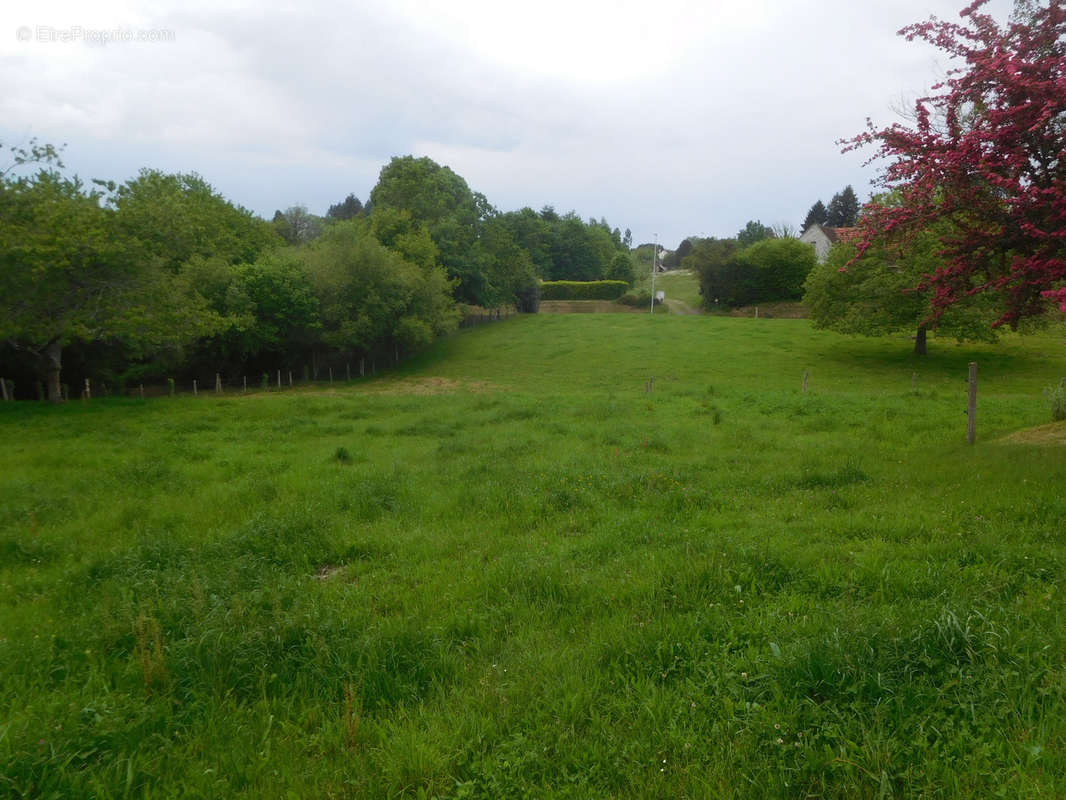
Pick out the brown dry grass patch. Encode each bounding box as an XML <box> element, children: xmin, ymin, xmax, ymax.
<box><xmin>236</xmin><ymin>376</ymin><xmax>497</xmax><ymax>400</ymax></box>
<box><xmin>538</xmin><ymin>300</ymin><xmax>644</xmax><ymax>313</ymax></box>
<box><xmin>1001</xmin><ymin>421</ymin><xmax>1066</xmax><ymax>446</ymax></box>
<box><xmin>360</xmin><ymin>376</ymin><xmax>497</xmax><ymax>395</ymax></box>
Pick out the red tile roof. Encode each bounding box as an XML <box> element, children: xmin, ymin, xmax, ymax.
<box><xmin>825</xmin><ymin>226</ymin><xmax>861</xmax><ymax>245</ymax></box>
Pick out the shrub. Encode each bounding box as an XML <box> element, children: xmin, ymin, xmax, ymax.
<box><xmin>539</xmin><ymin>280</ymin><xmax>628</xmax><ymax>301</ymax></box>
<box><xmin>691</xmin><ymin>237</ymin><xmax>816</xmax><ymax>309</ymax></box>
<box><xmin>618</xmin><ymin>291</ymin><xmax>661</xmax><ymax>308</ymax></box>
<box><xmin>1046</xmin><ymin>379</ymin><xmax>1066</xmax><ymax>421</ymax></box>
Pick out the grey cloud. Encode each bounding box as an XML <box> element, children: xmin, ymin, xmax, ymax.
<box><xmin>1</xmin><ymin>0</ymin><xmax>1016</xmax><ymax>245</ymax></box>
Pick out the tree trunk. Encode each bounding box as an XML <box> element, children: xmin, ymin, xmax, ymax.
<box><xmin>45</xmin><ymin>340</ymin><xmax>63</xmax><ymax>402</ymax></box>
<box><xmin>913</xmin><ymin>324</ymin><xmax>927</xmax><ymax>356</ymax></box>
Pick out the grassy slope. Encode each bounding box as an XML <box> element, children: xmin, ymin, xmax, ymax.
<box><xmin>635</xmin><ymin>270</ymin><xmax>704</xmax><ymax>311</ymax></box>
<box><xmin>3</xmin><ymin>315</ymin><xmax>1066</xmax><ymax>798</ymax></box>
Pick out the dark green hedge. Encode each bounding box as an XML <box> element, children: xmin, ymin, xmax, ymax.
<box><xmin>539</xmin><ymin>280</ymin><xmax>629</xmax><ymax>300</ymax></box>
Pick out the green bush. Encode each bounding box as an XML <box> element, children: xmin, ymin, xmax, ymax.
<box><xmin>539</xmin><ymin>280</ymin><xmax>628</xmax><ymax>301</ymax></box>
<box><xmin>617</xmin><ymin>291</ymin><xmax>661</xmax><ymax>308</ymax></box>
<box><xmin>692</xmin><ymin>237</ymin><xmax>816</xmax><ymax>309</ymax></box>
<box><xmin>1046</xmin><ymin>380</ymin><xmax>1066</xmax><ymax>421</ymax></box>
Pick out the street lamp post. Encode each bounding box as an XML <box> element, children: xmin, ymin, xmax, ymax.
<box><xmin>650</xmin><ymin>233</ymin><xmax>657</xmax><ymax>314</ymax></box>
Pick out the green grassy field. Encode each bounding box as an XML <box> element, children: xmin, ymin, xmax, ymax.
<box><xmin>3</xmin><ymin>315</ymin><xmax>1066</xmax><ymax>798</ymax></box>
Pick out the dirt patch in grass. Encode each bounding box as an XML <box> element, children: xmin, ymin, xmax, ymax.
<box><xmin>707</xmin><ymin>301</ymin><xmax>808</xmax><ymax>318</ymax></box>
<box><xmin>539</xmin><ymin>301</ymin><xmax>644</xmax><ymax>313</ymax></box>
<box><xmin>664</xmin><ymin>298</ymin><xmax>701</xmax><ymax>315</ymax></box>
<box><xmin>315</xmin><ymin>564</ymin><xmax>346</xmax><ymax>581</ymax></box>
<box><xmin>237</xmin><ymin>376</ymin><xmax>497</xmax><ymax>400</ymax></box>
<box><xmin>1001</xmin><ymin>421</ymin><xmax>1066</xmax><ymax>446</ymax></box>
<box><xmin>362</xmin><ymin>376</ymin><xmax>498</xmax><ymax>395</ymax></box>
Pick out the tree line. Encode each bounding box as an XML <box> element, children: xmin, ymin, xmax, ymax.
<box><xmin>0</xmin><ymin>149</ymin><xmax>633</xmax><ymax>400</ymax></box>
<box><xmin>801</xmin><ymin>186</ymin><xmax>860</xmax><ymax>231</ymax></box>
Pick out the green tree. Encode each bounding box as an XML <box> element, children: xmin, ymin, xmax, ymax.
<box><xmin>675</xmin><ymin>238</ymin><xmax>694</xmax><ymax>265</ymax></box>
<box><xmin>0</xmin><ymin>167</ymin><xmax>219</xmax><ymax>401</ymax></box>
<box><xmin>326</xmin><ymin>193</ymin><xmax>364</xmax><ymax>221</ymax></box>
<box><xmin>368</xmin><ymin>156</ymin><xmax>488</xmax><ymax>303</ymax></box>
<box><xmin>804</xmin><ymin>229</ymin><xmax>999</xmax><ymax>355</ymax></box>
<box><xmin>184</xmin><ymin>251</ymin><xmax>321</xmax><ymax>370</ymax></box>
<box><xmin>301</xmin><ymin>220</ymin><xmax>457</xmax><ymax>360</ymax></box>
<box><xmin>498</xmin><ymin>207</ymin><xmax>554</xmax><ymax>277</ymax></box>
<box><xmin>111</xmin><ymin>169</ymin><xmax>280</xmax><ymax>271</ymax></box>
<box><xmin>663</xmin><ymin>238</ymin><xmax>695</xmax><ymax>269</ymax></box>
<box><xmin>736</xmin><ymin>220</ymin><xmax>774</xmax><ymax>248</ymax></box>
<box><xmin>471</xmin><ymin>217</ymin><xmax>538</xmax><ymax>308</ymax></box>
<box><xmin>607</xmin><ymin>251</ymin><xmax>636</xmax><ymax>284</ymax></box>
<box><xmin>369</xmin><ymin>207</ymin><xmax>441</xmax><ymax>272</ymax></box>
<box><xmin>549</xmin><ymin>214</ymin><xmax>604</xmax><ymax>281</ymax></box>
<box><xmin>272</xmin><ymin>205</ymin><xmax>323</xmax><ymax>245</ymax></box>
<box><xmin>825</xmin><ymin>186</ymin><xmax>860</xmax><ymax>227</ymax></box>
<box><xmin>801</xmin><ymin>200</ymin><xmax>828</xmax><ymax>231</ymax></box>
<box><xmin>632</xmin><ymin>243</ymin><xmax>657</xmax><ymax>278</ymax></box>
<box><xmin>685</xmin><ymin>238</ymin><xmax>741</xmax><ymax>308</ymax></box>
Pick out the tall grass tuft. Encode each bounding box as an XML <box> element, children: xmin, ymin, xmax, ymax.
<box><xmin>1046</xmin><ymin>378</ymin><xmax>1066</xmax><ymax>421</ymax></box>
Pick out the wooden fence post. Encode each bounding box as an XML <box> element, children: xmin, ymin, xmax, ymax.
<box><xmin>329</xmin><ymin>367</ymin><xmax>333</xmax><ymax>385</ymax></box>
<box><xmin>193</xmin><ymin>379</ymin><xmax>198</xmax><ymax>397</ymax></box>
<box><xmin>215</xmin><ymin>373</ymin><xmax>222</xmax><ymax>393</ymax></box>
<box><xmin>243</xmin><ymin>375</ymin><xmax>247</xmax><ymax>393</ymax></box>
<box><xmin>139</xmin><ymin>384</ymin><xmax>145</xmax><ymax>400</ymax></box>
<box><xmin>360</xmin><ymin>358</ymin><xmax>365</xmax><ymax>378</ymax></box>
<box><xmin>277</xmin><ymin>369</ymin><xmax>282</xmax><ymax>389</ymax></box>
<box><xmin>84</xmin><ymin>378</ymin><xmax>91</xmax><ymax>401</ymax></box>
<box><xmin>802</xmin><ymin>370</ymin><xmax>809</xmax><ymax>393</ymax></box>
<box><xmin>289</xmin><ymin>371</ymin><xmax>293</xmax><ymax>387</ymax></box>
<box><xmin>967</xmin><ymin>362</ymin><xmax>978</xmax><ymax>445</ymax></box>
<box><xmin>346</xmin><ymin>362</ymin><xmax>351</xmax><ymax>381</ymax></box>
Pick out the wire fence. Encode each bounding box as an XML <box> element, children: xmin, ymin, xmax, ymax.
<box><xmin>1</xmin><ymin>307</ymin><xmax>519</xmax><ymax>403</ymax></box>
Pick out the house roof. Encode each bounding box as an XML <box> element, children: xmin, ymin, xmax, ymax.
<box><xmin>824</xmin><ymin>226</ymin><xmax>861</xmax><ymax>245</ymax></box>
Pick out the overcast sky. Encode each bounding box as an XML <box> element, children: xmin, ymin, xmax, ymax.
<box><xmin>1</xmin><ymin>0</ymin><xmax>1014</xmax><ymax>247</ymax></box>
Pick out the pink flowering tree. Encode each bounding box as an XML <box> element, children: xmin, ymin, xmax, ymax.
<box><xmin>844</xmin><ymin>0</ymin><xmax>1066</xmax><ymax>327</ymax></box>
